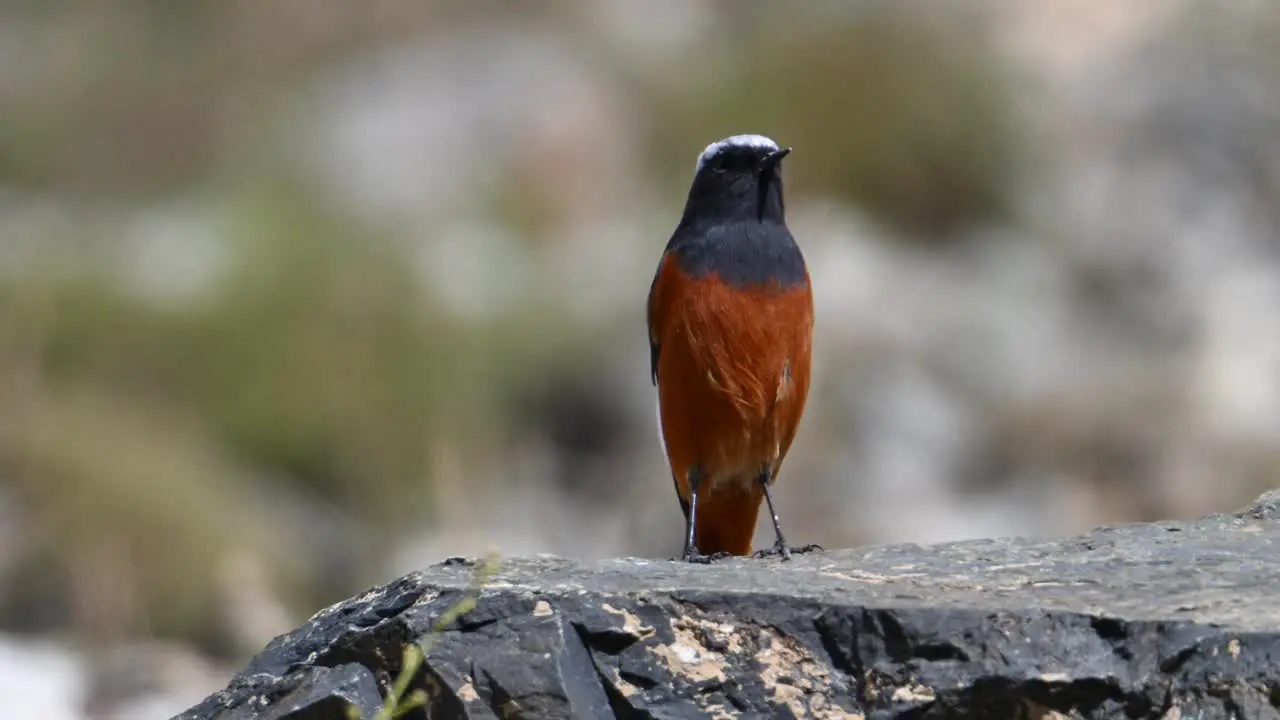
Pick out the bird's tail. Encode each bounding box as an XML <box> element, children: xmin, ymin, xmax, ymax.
<box><xmin>694</xmin><ymin>479</ymin><xmax>764</xmax><ymax>556</ymax></box>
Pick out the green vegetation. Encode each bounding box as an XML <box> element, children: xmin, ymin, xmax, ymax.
<box><xmin>644</xmin><ymin>4</ymin><xmax>1020</xmax><ymax>240</ymax></box>
<box><xmin>0</xmin><ymin>170</ymin><xmax>541</xmax><ymax>655</ymax></box>
<box><xmin>357</xmin><ymin>550</ymin><xmax>501</xmax><ymax>720</ymax></box>
<box><xmin>0</xmin><ymin>1</ymin><xmax>1025</xmax><ymax>664</ymax></box>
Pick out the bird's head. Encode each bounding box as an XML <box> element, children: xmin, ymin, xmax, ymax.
<box><xmin>682</xmin><ymin>134</ymin><xmax>792</xmax><ymax>225</ymax></box>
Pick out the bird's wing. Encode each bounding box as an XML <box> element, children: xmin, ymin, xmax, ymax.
<box><xmin>646</xmin><ymin>253</ymin><xmax>666</xmax><ymax>386</ymax></box>
<box><xmin>647</xmin><ymin>253</ymin><xmax>690</xmax><ymax>520</ymax></box>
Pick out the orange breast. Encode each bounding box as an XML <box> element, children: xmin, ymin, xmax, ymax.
<box><xmin>648</xmin><ymin>255</ymin><xmax>813</xmax><ymax>554</ymax></box>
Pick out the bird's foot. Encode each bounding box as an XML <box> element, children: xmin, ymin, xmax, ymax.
<box><xmin>752</xmin><ymin>541</ymin><xmax>823</xmax><ymax>561</ymax></box>
<box><xmin>752</xmin><ymin>540</ymin><xmax>793</xmax><ymax>561</ymax></box>
<box><xmin>677</xmin><ymin>549</ymin><xmax>732</xmax><ymax>564</ymax></box>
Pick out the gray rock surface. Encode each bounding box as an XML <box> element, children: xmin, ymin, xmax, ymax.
<box><xmin>176</xmin><ymin>492</ymin><xmax>1280</xmax><ymax>719</ymax></box>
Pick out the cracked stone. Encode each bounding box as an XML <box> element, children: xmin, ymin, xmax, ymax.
<box><xmin>177</xmin><ymin>491</ymin><xmax>1280</xmax><ymax>719</ymax></box>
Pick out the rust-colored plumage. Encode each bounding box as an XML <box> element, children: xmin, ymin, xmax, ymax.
<box><xmin>649</xmin><ymin>261</ymin><xmax>813</xmax><ymax>556</ymax></box>
<box><xmin>647</xmin><ymin>134</ymin><xmax>815</xmax><ymax>562</ymax></box>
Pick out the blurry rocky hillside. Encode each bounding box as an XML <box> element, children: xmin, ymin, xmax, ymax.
<box><xmin>3</xmin><ymin>1</ymin><xmax>1280</xmax><ymax>717</ymax></box>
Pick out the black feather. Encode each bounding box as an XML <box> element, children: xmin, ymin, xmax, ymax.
<box><xmin>646</xmin><ymin>259</ymin><xmax>662</xmax><ymax>385</ymax></box>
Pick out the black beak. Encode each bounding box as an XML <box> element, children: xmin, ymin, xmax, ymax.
<box><xmin>760</xmin><ymin>147</ymin><xmax>792</xmax><ymax>174</ymax></box>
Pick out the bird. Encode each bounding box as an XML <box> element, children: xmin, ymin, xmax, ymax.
<box><xmin>646</xmin><ymin>133</ymin><xmax>816</xmax><ymax>563</ymax></box>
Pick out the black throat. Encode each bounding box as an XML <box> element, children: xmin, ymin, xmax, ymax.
<box><xmin>665</xmin><ymin>161</ymin><xmax>806</xmax><ymax>290</ymax></box>
<box><xmin>666</xmin><ymin>220</ymin><xmax>807</xmax><ymax>290</ymax></box>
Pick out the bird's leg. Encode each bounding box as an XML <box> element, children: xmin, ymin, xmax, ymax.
<box><xmin>679</xmin><ymin>466</ymin><xmax>728</xmax><ymax>564</ymax></box>
<box><xmin>753</xmin><ymin>470</ymin><xmax>822</xmax><ymax>561</ymax></box>
<box><xmin>681</xmin><ymin>469</ymin><xmax>700</xmax><ymax>559</ymax></box>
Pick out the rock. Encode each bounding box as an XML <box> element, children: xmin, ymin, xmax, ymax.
<box><xmin>176</xmin><ymin>492</ymin><xmax>1280</xmax><ymax>720</ymax></box>
<box><xmin>1234</xmin><ymin>489</ymin><xmax>1280</xmax><ymax>521</ymax></box>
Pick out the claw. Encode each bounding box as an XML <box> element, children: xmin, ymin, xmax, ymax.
<box><xmin>752</xmin><ymin>541</ymin><xmax>823</xmax><ymax>561</ymax></box>
<box><xmin>680</xmin><ymin>549</ymin><xmax>732</xmax><ymax>564</ymax></box>
<box><xmin>752</xmin><ymin>540</ymin><xmax>793</xmax><ymax>561</ymax></box>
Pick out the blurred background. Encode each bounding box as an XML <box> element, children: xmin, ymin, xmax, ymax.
<box><xmin>3</xmin><ymin>0</ymin><xmax>1280</xmax><ymax>717</ymax></box>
